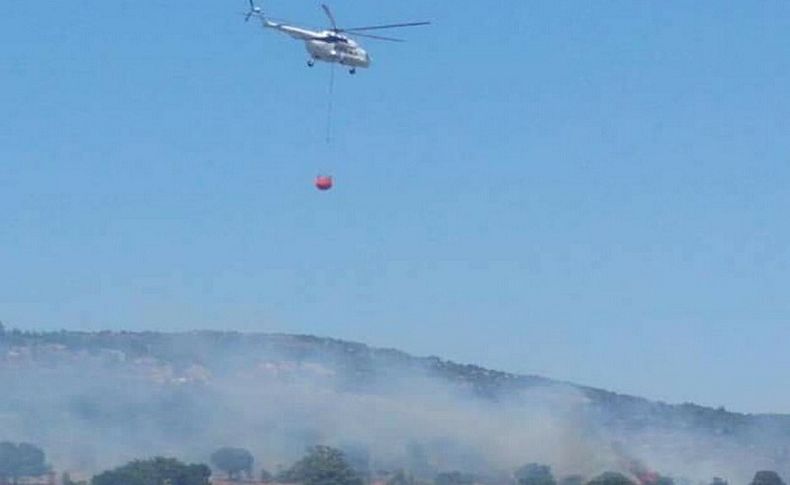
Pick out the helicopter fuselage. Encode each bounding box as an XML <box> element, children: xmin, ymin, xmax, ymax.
<box><xmin>264</xmin><ymin>21</ymin><xmax>371</xmax><ymax>69</ymax></box>
<box><xmin>306</xmin><ymin>33</ymin><xmax>371</xmax><ymax>68</ymax></box>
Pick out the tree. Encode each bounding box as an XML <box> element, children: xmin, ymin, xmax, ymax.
<box><xmin>559</xmin><ymin>476</ymin><xmax>585</xmax><ymax>485</ymax></box>
<box><xmin>586</xmin><ymin>472</ymin><xmax>636</xmax><ymax>485</ymax></box>
<box><xmin>210</xmin><ymin>447</ymin><xmax>254</xmax><ymax>480</ymax></box>
<box><xmin>278</xmin><ymin>446</ymin><xmax>363</xmax><ymax>485</ymax></box>
<box><xmin>340</xmin><ymin>443</ymin><xmax>371</xmax><ymax>479</ymax></box>
<box><xmin>388</xmin><ymin>470</ymin><xmax>416</xmax><ymax>485</ymax></box>
<box><xmin>654</xmin><ymin>476</ymin><xmax>674</xmax><ymax>485</ymax></box>
<box><xmin>62</xmin><ymin>472</ymin><xmax>87</xmax><ymax>485</ymax></box>
<box><xmin>515</xmin><ymin>464</ymin><xmax>556</xmax><ymax>485</ymax></box>
<box><xmin>91</xmin><ymin>457</ymin><xmax>211</xmax><ymax>485</ymax></box>
<box><xmin>709</xmin><ymin>478</ymin><xmax>728</xmax><ymax>485</ymax></box>
<box><xmin>750</xmin><ymin>472</ymin><xmax>786</xmax><ymax>485</ymax></box>
<box><xmin>0</xmin><ymin>442</ymin><xmax>48</xmax><ymax>484</ymax></box>
<box><xmin>260</xmin><ymin>468</ymin><xmax>273</xmax><ymax>483</ymax></box>
<box><xmin>434</xmin><ymin>471</ymin><xmax>475</xmax><ymax>485</ymax></box>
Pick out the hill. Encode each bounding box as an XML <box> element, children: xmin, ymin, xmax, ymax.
<box><xmin>0</xmin><ymin>328</ymin><xmax>788</xmax><ymax>482</ymax></box>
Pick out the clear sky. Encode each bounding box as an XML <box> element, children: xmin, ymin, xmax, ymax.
<box><xmin>2</xmin><ymin>1</ymin><xmax>789</xmax><ymax>413</ymax></box>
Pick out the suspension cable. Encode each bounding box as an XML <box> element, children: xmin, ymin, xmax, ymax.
<box><xmin>325</xmin><ymin>63</ymin><xmax>336</xmax><ymax>145</ymax></box>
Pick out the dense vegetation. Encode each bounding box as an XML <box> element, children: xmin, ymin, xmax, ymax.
<box><xmin>91</xmin><ymin>457</ymin><xmax>211</xmax><ymax>485</ymax></box>
<box><xmin>515</xmin><ymin>464</ymin><xmax>558</xmax><ymax>485</ymax></box>
<box><xmin>0</xmin><ymin>439</ymin><xmax>788</xmax><ymax>485</ymax></box>
<box><xmin>277</xmin><ymin>446</ymin><xmax>364</xmax><ymax>485</ymax></box>
<box><xmin>210</xmin><ymin>448</ymin><xmax>254</xmax><ymax>480</ymax></box>
<box><xmin>0</xmin><ymin>441</ymin><xmax>49</xmax><ymax>484</ymax></box>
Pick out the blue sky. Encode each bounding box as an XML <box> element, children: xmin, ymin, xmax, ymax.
<box><xmin>1</xmin><ymin>1</ymin><xmax>789</xmax><ymax>413</ymax></box>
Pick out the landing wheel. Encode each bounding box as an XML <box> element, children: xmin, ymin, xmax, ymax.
<box><xmin>307</xmin><ymin>59</ymin><xmax>315</xmax><ymax>67</ymax></box>
<box><xmin>349</xmin><ymin>68</ymin><xmax>356</xmax><ymax>75</ymax></box>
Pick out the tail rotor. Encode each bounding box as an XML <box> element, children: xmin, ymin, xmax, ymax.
<box><xmin>244</xmin><ymin>0</ymin><xmax>262</xmax><ymax>22</ymax></box>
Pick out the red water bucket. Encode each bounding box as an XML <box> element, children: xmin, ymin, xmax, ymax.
<box><xmin>315</xmin><ymin>175</ymin><xmax>333</xmax><ymax>191</ymax></box>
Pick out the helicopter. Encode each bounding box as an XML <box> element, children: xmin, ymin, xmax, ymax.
<box><xmin>244</xmin><ymin>1</ymin><xmax>430</xmax><ymax>74</ymax></box>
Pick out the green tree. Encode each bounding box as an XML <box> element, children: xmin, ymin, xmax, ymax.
<box><xmin>0</xmin><ymin>442</ymin><xmax>48</xmax><ymax>484</ymax></box>
<box><xmin>260</xmin><ymin>468</ymin><xmax>273</xmax><ymax>483</ymax></box>
<box><xmin>586</xmin><ymin>472</ymin><xmax>636</xmax><ymax>485</ymax></box>
<box><xmin>559</xmin><ymin>475</ymin><xmax>585</xmax><ymax>485</ymax></box>
<box><xmin>62</xmin><ymin>472</ymin><xmax>87</xmax><ymax>485</ymax></box>
<box><xmin>750</xmin><ymin>471</ymin><xmax>786</xmax><ymax>485</ymax></box>
<box><xmin>515</xmin><ymin>464</ymin><xmax>556</xmax><ymax>485</ymax></box>
<box><xmin>654</xmin><ymin>475</ymin><xmax>674</xmax><ymax>485</ymax></box>
<box><xmin>210</xmin><ymin>447</ymin><xmax>254</xmax><ymax>480</ymax></box>
<box><xmin>709</xmin><ymin>477</ymin><xmax>728</xmax><ymax>485</ymax></box>
<box><xmin>91</xmin><ymin>457</ymin><xmax>211</xmax><ymax>485</ymax></box>
<box><xmin>341</xmin><ymin>443</ymin><xmax>371</xmax><ymax>479</ymax></box>
<box><xmin>387</xmin><ymin>470</ymin><xmax>416</xmax><ymax>485</ymax></box>
<box><xmin>278</xmin><ymin>446</ymin><xmax>363</xmax><ymax>485</ymax></box>
<box><xmin>434</xmin><ymin>471</ymin><xmax>475</xmax><ymax>485</ymax></box>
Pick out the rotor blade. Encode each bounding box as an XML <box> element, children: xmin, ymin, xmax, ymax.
<box><xmin>244</xmin><ymin>0</ymin><xmax>258</xmax><ymax>21</ymax></box>
<box><xmin>321</xmin><ymin>4</ymin><xmax>338</xmax><ymax>31</ymax></box>
<box><xmin>349</xmin><ymin>32</ymin><xmax>405</xmax><ymax>42</ymax></box>
<box><xmin>340</xmin><ymin>21</ymin><xmax>430</xmax><ymax>32</ymax></box>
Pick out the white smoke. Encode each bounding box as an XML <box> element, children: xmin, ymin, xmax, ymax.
<box><xmin>0</xmin><ymin>332</ymin><xmax>787</xmax><ymax>484</ymax></box>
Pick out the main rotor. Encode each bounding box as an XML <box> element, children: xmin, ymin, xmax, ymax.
<box><xmin>318</xmin><ymin>3</ymin><xmax>430</xmax><ymax>43</ymax></box>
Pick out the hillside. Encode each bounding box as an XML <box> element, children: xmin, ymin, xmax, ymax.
<box><xmin>0</xmin><ymin>328</ymin><xmax>788</xmax><ymax>482</ymax></box>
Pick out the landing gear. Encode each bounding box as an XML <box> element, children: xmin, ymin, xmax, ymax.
<box><xmin>307</xmin><ymin>59</ymin><xmax>315</xmax><ymax>67</ymax></box>
<box><xmin>349</xmin><ymin>68</ymin><xmax>356</xmax><ymax>75</ymax></box>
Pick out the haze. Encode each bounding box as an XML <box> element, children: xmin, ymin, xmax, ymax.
<box><xmin>2</xmin><ymin>331</ymin><xmax>787</xmax><ymax>483</ymax></box>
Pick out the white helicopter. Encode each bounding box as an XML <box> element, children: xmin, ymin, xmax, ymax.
<box><xmin>244</xmin><ymin>1</ymin><xmax>430</xmax><ymax>74</ymax></box>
